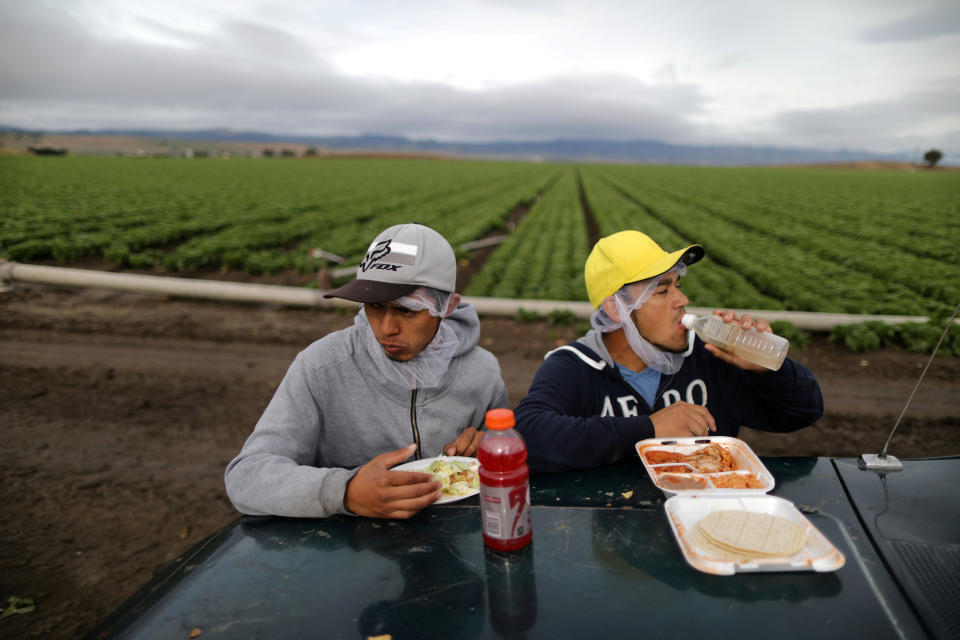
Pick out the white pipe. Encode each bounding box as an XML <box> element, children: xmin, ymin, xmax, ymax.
<box><xmin>0</xmin><ymin>261</ymin><xmax>354</xmax><ymax>310</ymax></box>
<box><xmin>0</xmin><ymin>261</ymin><xmax>938</xmax><ymax>330</ymax></box>
<box><xmin>461</xmin><ymin>297</ymin><xmax>934</xmax><ymax>331</ymax></box>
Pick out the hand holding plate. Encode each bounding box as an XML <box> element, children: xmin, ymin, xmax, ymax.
<box><xmin>343</xmin><ymin>444</ymin><xmax>442</xmax><ymax>519</ymax></box>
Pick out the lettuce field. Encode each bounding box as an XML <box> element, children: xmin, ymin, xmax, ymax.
<box><xmin>1</xmin><ymin>155</ymin><xmax>957</xmax><ymax>316</ymax></box>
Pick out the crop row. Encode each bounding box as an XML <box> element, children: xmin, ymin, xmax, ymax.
<box><xmin>586</xmin><ymin>166</ymin><xmax>957</xmax><ymax>316</ymax></box>
<box><xmin>465</xmin><ymin>171</ymin><xmax>588</xmax><ymax>300</ymax></box>
<box><xmin>0</xmin><ymin>157</ymin><xmax>556</xmax><ymax>275</ymax></box>
<box><xmin>578</xmin><ymin>170</ymin><xmax>784</xmax><ymax>311</ymax></box>
<box><xmin>2</xmin><ymin>156</ymin><xmax>956</xmax><ymax>317</ymax></box>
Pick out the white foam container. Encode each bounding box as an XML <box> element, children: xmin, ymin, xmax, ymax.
<box><xmin>664</xmin><ymin>494</ymin><xmax>846</xmax><ymax>575</ymax></box>
<box><xmin>636</xmin><ymin>436</ymin><xmax>775</xmax><ymax>496</ymax></box>
<box><xmin>636</xmin><ymin>437</ymin><xmax>845</xmax><ymax>575</ymax></box>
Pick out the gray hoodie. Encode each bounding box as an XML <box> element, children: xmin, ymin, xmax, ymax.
<box><xmin>224</xmin><ymin>302</ymin><xmax>509</xmax><ymax>518</ymax></box>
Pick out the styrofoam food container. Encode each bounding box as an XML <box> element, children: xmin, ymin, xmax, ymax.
<box><xmin>635</xmin><ymin>436</ymin><xmax>775</xmax><ymax>497</ymax></box>
<box><xmin>664</xmin><ymin>494</ymin><xmax>846</xmax><ymax>575</ymax></box>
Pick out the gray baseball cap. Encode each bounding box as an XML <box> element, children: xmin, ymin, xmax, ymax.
<box><xmin>323</xmin><ymin>223</ymin><xmax>457</xmax><ymax>303</ymax></box>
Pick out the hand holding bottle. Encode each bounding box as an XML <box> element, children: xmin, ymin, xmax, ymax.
<box><xmin>682</xmin><ymin>309</ymin><xmax>788</xmax><ymax>372</ymax></box>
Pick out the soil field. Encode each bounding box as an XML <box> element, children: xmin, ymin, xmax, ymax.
<box><xmin>2</xmin><ymin>283</ymin><xmax>959</xmax><ymax>640</ymax></box>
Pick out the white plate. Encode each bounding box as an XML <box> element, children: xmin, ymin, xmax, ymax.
<box><xmin>393</xmin><ymin>456</ymin><xmax>480</xmax><ymax>504</ymax></box>
<box><xmin>664</xmin><ymin>494</ymin><xmax>846</xmax><ymax>575</ymax></box>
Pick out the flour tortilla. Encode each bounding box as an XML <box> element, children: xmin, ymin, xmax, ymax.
<box><xmin>691</xmin><ymin>510</ymin><xmax>807</xmax><ymax>561</ymax></box>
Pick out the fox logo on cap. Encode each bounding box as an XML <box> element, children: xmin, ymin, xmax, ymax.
<box><xmin>360</xmin><ymin>240</ymin><xmax>392</xmax><ymax>272</ymax></box>
<box><xmin>322</xmin><ymin>223</ymin><xmax>454</xmax><ymax>302</ymax></box>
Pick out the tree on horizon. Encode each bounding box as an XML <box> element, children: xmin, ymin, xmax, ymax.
<box><xmin>923</xmin><ymin>149</ymin><xmax>943</xmax><ymax>168</ymax></box>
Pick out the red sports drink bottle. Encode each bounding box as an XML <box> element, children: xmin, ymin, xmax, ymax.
<box><xmin>478</xmin><ymin>408</ymin><xmax>532</xmax><ymax>551</ymax></box>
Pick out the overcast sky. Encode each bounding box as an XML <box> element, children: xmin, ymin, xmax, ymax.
<box><xmin>1</xmin><ymin>0</ymin><xmax>958</xmax><ymax>155</ymax></box>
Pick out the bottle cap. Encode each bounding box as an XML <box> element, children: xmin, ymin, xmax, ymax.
<box><xmin>681</xmin><ymin>313</ymin><xmax>696</xmax><ymax>329</ymax></box>
<box><xmin>485</xmin><ymin>408</ymin><xmax>515</xmax><ymax>430</ymax></box>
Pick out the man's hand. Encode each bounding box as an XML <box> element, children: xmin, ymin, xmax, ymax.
<box><xmin>441</xmin><ymin>427</ymin><xmax>484</xmax><ymax>457</ymax></box>
<box><xmin>650</xmin><ymin>401</ymin><xmax>716</xmax><ymax>437</ymax></box>
<box><xmin>344</xmin><ymin>444</ymin><xmax>441</xmax><ymax>519</ymax></box>
<box><xmin>703</xmin><ymin>309</ymin><xmax>772</xmax><ymax>373</ymax></box>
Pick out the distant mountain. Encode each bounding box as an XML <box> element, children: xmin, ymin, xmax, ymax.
<box><xmin>0</xmin><ymin>125</ymin><xmax>919</xmax><ymax>166</ymax></box>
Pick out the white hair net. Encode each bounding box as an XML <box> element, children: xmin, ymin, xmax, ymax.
<box><xmin>357</xmin><ymin>287</ymin><xmax>462</xmax><ymax>390</ymax></box>
<box><xmin>590</xmin><ymin>263</ymin><xmax>694</xmax><ymax>374</ymax></box>
<box><xmin>393</xmin><ymin>287</ymin><xmax>457</xmax><ymax>317</ymax></box>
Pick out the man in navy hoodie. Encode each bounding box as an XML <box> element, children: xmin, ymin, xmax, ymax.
<box><xmin>514</xmin><ymin>230</ymin><xmax>823</xmax><ymax>472</ymax></box>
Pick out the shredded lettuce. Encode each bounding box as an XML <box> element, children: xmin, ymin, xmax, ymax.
<box><xmin>428</xmin><ymin>459</ymin><xmax>479</xmax><ymax>497</ymax></box>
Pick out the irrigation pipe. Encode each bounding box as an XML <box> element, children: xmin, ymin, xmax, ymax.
<box><xmin>0</xmin><ymin>261</ymin><xmax>350</xmax><ymax>311</ymax></box>
<box><xmin>0</xmin><ymin>260</ymin><xmax>943</xmax><ymax>331</ymax></box>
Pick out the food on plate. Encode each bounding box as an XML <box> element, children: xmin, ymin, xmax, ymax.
<box><xmin>428</xmin><ymin>458</ymin><xmax>479</xmax><ymax>497</ymax></box>
<box><xmin>690</xmin><ymin>510</ymin><xmax>807</xmax><ymax>561</ymax></box>
<box><xmin>644</xmin><ymin>443</ymin><xmax>736</xmax><ymax>473</ymax></box>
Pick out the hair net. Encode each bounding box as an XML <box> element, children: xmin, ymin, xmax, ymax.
<box><xmin>589</xmin><ymin>262</ymin><xmax>694</xmax><ymax>374</ymax></box>
<box><xmin>392</xmin><ymin>287</ymin><xmax>457</xmax><ymax>317</ymax></box>
<box><xmin>357</xmin><ymin>287</ymin><xmax>462</xmax><ymax>390</ymax></box>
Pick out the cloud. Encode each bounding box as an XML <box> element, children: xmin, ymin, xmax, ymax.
<box><xmin>0</xmin><ymin>4</ymin><xmax>364</xmax><ymax>113</ymax></box>
<box><xmin>0</xmin><ymin>2</ymin><xmax>707</xmax><ymax>142</ymax></box>
<box><xmin>0</xmin><ymin>1</ymin><xmax>955</xmax><ymax>155</ymax></box>
<box><xmin>859</xmin><ymin>5</ymin><xmax>960</xmax><ymax>43</ymax></box>
<box><xmin>371</xmin><ymin>75</ymin><xmax>706</xmax><ymax>142</ymax></box>
<box><xmin>772</xmin><ymin>79</ymin><xmax>960</xmax><ymax>151</ymax></box>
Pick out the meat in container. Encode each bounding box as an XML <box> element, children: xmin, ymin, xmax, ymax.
<box><xmin>635</xmin><ymin>436</ymin><xmax>774</xmax><ymax>497</ymax></box>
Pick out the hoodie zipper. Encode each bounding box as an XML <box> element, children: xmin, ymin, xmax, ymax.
<box><xmin>410</xmin><ymin>389</ymin><xmax>422</xmax><ymax>460</ymax></box>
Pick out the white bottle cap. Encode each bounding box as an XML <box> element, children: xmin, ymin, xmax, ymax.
<box><xmin>681</xmin><ymin>313</ymin><xmax>696</xmax><ymax>329</ymax></box>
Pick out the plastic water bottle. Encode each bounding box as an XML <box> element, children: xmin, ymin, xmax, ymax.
<box><xmin>478</xmin><ymin>408</ymin><xmax>532</xmax><ymax>551</ymax></box>
<box><xmin>681</xmin><ymin>313</ymin><xmax>789</xmax><ymax>371</ymax></box>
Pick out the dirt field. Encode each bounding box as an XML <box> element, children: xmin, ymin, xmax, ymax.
<box><xmin>2</xmin><ymin>282</ymin><xmax>959</xmax><ymax>640</ymax></box>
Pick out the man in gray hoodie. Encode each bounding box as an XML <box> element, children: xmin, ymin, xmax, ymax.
<box><xmin>225</xmin><ymin>223</ymin><xmax>509</xmax><ymax>519</ymax></box>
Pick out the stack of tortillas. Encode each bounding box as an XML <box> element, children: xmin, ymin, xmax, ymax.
<box><xmin>690</xmin><ymin>510</ymin><xmax>807</xmax><ymax>561</ymax></box>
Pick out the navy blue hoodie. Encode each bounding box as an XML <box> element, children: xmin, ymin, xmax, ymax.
<box><xmin>514</xmin><ymin>330</ymin><xmax>823</xmax><ymax>472</ymax></box>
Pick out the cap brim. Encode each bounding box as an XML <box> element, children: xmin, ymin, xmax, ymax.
<box><xmin>626</xmin><ymin>244</ymin><xmax>705</xmax><ymax>283</ymax></box>
<box><xmin>322</xmin><ymin>279</ymin><xmax>419</xmax><ymax>303</ymax></box>
<box><xmin>678</xmin><ymin>244</ymin><xmax>705</xmax><ymax>267</ymax></box>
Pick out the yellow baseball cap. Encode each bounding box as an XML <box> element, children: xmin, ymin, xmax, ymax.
<box><xmin>585</xmin><ymin>230</ymin><xmax>704</xmax><ymax>308</ymax></box>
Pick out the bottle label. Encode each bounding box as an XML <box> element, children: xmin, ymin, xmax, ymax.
<box><xmin>703</xmin><ymin>316</ymin><xmax>739</xmax><ymax>350</ymax></box>
<box><xmin>481</xmin><ymin>483</ymin><xmax>531</xmax><ymax>541</ymax></box>
<box><xmin>702</xmin><ymin>315</ymin><xmax>787</xmax><ymax>370</ymax></box>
